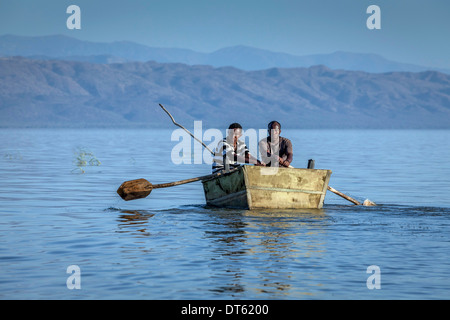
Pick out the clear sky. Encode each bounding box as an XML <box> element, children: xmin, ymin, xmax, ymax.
<box><xmin>0</xmin><ymin>0</ymin><xmax>449</xmax><ymax>69</ymax></box>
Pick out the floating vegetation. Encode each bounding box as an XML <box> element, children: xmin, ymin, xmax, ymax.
<box><xmin>72</xmin><ymin>147</ymin><xmax>101</xmax><ymax>173</ymax></box>
<box><xmin>3</xmin><ymin>151</ymin><xmax>23</xmax><ymax>161</ymax></box>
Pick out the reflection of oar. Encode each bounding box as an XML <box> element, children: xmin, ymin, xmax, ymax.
<box><xmin>117</xmin><ymin>172</ymin><xmax>225</xmax><ymax>201</ymax></box>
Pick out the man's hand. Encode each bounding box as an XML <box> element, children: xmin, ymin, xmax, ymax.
<box><xmin>278</xmin><ymin>157</ymin><xmax>290</xmax><ymax>167</ymax></box>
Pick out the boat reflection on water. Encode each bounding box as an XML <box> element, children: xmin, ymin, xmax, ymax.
<box><xmin>107</xmin><ymin>204</ymin><xmax>331</xmax><ymax>298</ymax></box>
<box><xmin>203</xmin><ymin>207</ymin><xmax>330</xmax><ymax>298</ymax></box>
<box><xmin>243</xmin><ymin>207</ymin><xmax>326</xmax><ymax>218</ymax></box>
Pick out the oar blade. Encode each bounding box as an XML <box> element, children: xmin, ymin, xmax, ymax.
<box><xmin>363</xmin><ymin>199</ymin><xmax>376</xmax><ymax>206</ymax></box>
<box><xmin>117</xmin><ymin>178</ymin><xmax>153</xmax><ymax>201</ymax></box>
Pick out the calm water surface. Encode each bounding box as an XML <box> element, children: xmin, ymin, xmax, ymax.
<box><xmin>0</xmin><ymin>129</ymin><xmax>449</xmax><ymax>299</ymax></box>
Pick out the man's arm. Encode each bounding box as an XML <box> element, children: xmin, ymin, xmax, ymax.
<box><xmin>279</xmin><ymin>139</ymin><xmax>293</xmax><ymax>167</ymax></box>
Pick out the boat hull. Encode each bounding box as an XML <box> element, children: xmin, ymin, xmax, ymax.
<box><xmin>202</xmin><ymin>166</ymin><xmax>332</xmax><ymax>209</ymax></box>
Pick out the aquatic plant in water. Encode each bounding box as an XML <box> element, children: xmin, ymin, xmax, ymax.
<box><xmin>3</xmin><ymin>152</ymin><xmax>23</xmax><ymax>161</ymax></box>
<box><xmin>73</xmin><ymin>147</ymin><xmax>101</xmax><ymax>173</ymax></box>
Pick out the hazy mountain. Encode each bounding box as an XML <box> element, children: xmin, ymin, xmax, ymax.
<box><xmin>204</xmin><ymin>46</ymin><xmax>445</xmax><ymax>74</ymax></box>
<box><xmin>1</xmin><ymin>34</ymin><xmax>449</xmax><ymax>74</ymax></box>
<box><xmin>1</xmin><ymin>57</ymin><xmax>449</xmax><ymax>129</ymax></box>
<box><xmin>0</xmin><ymin>34</ymin><xmax>204</xmax><ymax>64</ymax></box>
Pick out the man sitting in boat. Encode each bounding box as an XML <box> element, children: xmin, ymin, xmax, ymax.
<box><xmin>212</xmin><ymin>123</ymin><xmax>264</xmax><ymax>173</ymax></box>
<box><xmin>259</xmin><ymin>121</ymin><xmax>293</xmax><ymax>168</ymax></box>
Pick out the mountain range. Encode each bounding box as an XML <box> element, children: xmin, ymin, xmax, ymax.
<box><xmin>1</xmin><ymin>34</ymin><xmax>449</xmax><ymax>74</ymax></box>
<box><xmin>1</xmin><ymin>56</ymin><xmax>449</xmax><ymax>129</ymax></box>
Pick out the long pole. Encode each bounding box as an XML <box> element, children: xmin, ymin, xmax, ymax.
<box><xmin>159</xmin><ymin>104</ymin><xmax>214</xmax><ymax>155</ymax></box>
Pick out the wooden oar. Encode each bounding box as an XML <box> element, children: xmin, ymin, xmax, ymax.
<box><xmin>117</xmin><ymin>172</ymin><xmax>225</xmax><ymax>201</ymax></box>
<box><xmin>159</xmin><ymin>103</ymin><xmax>215</xmax><ymax>155</ymax></box>
<box><xmin>327</xmin><ymin>186</ymin><xmax>361</xmax><ymax>205</ymax></box>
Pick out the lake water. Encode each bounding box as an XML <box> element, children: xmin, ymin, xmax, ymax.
<box><xmin>1</xmin><ymin>128</ymin><xmax>449</xmax><ymax>300</ymax></box>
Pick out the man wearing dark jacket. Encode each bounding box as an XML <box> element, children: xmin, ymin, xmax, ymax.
<box><xmin>259</xmin><ymin>121</ymin><xmax>293</xmax><ymax>168</ymax></box>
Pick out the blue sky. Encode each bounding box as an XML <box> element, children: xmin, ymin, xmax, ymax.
<box><xmin>0</xmin><ymin>0</ymin><xmax>449</xmax><ymax>68</ymax></box>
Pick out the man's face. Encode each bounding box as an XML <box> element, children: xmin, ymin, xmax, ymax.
<box><xmin>270</xmin><ymin>124</ymin><xmax>280</xmax><ymax>139</ymax></box>
<box><xmin>227</xmin><ymin>128</ymin><xmax>242</xmax><ymax>143</ymax></box>
<box><xmin>233</xmin><ymin>128</ymin><xmax>242</xmax><ymax>142</ymax></box>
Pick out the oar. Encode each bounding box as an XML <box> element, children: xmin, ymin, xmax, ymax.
<box><xmin>159</xmin><ymin>103</ymin><xmax>215</xmax><ymax>155</ymax></box>
<box><xmin>117</xmin><ymin>172</ymin><xmax>228</xmax><ymax>201</ymax></box>
<box><xmin>117</xmin><ymin>104</ymin><xmax>217</xmax><ymax>201</ymax></box>
<box><xmin>327</xmin><ymin>186</ymin><xmax>361</xmax><ymax>205</ymax></box>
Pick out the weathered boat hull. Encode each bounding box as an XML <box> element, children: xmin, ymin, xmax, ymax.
<box><xmin>202</xmin><ymin>166</ymin><xmax>332</xmax><ymax>209</ymax></box>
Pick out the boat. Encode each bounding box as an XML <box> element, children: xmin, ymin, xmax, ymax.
<box><xmin>201</xmin><ymin>165</ymin><xmax>332</xmax><ymax>209</ymax></box>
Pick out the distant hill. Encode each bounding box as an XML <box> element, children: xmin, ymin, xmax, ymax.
<box><xmin>1</xmin><ymin>34</ymin><xmax>449</xmax><ymax>74</ymax></box>
<box><xmin>1</xmin><ymin>57</ymin><xmax>449</xmax><ymax>129</ymax></box>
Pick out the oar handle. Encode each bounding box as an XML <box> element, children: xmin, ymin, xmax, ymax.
<box><xmin>152</xmin><ymin>169</ymin><xmax>237</xmax><ymax>189</ymax></box>
<box><xmin>152</xmin><ymin>173</ymin><xmax>218</xmax><ymax>189</ymax></box>
<box><xmin>159</xmin><ymin>104</ymin><xmax>215</xmax><ymax>155</ymax></box>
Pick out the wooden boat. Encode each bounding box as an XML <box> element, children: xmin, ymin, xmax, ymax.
<box><xmin>201</xmin><ymin>166</ymin><xmax>332</xmax><ymax>209</ymax></box>
<box><xmin>118</xmin><ymin>104</ymin><xmax>367</xmax><ymax>207</ymax></box>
